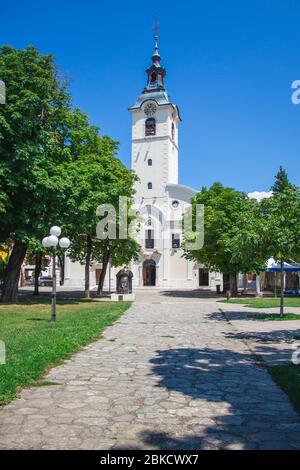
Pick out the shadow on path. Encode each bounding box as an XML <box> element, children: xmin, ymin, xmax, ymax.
<box><xmin>134</xmin><ymin>347</ymin><xmax>300</xmax><ymax>449</ymax></box>
<box><xmin>161</xmin><ymin>289</ymin><xmax>222</xmax><ymax>299</ymax></box>
<box><xmin>224</xmin><ymin>329</ymin><xmax>299</xmax><ymax>344</ymax></box>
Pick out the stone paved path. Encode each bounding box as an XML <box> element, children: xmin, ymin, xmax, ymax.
<box><xmin>220</xmin><ymin>302</ymin><xmax>300</xmax><ymax>367</ymax></box>
<box><xmin>1</xmin><ymin>289</ymin><xmax>300</xmax><ymax>450</ymax></box>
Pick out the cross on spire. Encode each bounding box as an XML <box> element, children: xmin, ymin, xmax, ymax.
<box><xmin>153</xmin><ymin>17</ymin><xmax>160</xmax><ymax>39</ymax></box>
<box><xmin>143</xmin><ymin>18</ymin><xmax>166</xmax><ymax>93</ymax></box>
<box><xmin>153</xmin><ymin>18</ymin><xmax>160</xmax><ymax>55</ymax></box>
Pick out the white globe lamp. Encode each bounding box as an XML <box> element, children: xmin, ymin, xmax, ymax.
<box><xmin>47</xmin><ymin>235</ymin><xmax>58</xmax><ymax>247</ymax></box>
<box><xmin>59</xmin><ymin>237</ymin><xmax>70</xmax><ymax>249</ymax></box>
<box><xmin>50</xmin><ymin>226</ymin><xmax>61</xmax><ymax>237</ymax></box>
<box><xmin>42</xmin><ymin>226</ymin><xmax>71</xmax><ymax>323</ymax></box>
<box><xmin>42</xmin><ymin>237</ymin><xmax>50</xmax><ymax>248</ymax></box>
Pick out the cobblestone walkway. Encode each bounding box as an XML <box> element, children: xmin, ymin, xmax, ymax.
<box><xmin>1</xmin><ymin>290</ymin><xmax>300</xmax><ymax>450</ymax></box>
<box><xmin>220</xmin><ymin>303</ymin><xmax>300</xmax><ymax>367</ymax></box>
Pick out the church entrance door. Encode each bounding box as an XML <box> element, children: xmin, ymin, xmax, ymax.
<box><xmin>143</xmin><ymin>259</ymin><xmax>156</xmax><ymax>286</ymax></box>
<box><xmin>199</xmin><ymin>268</ymin><xmax>209</xmax><ymax>286</ymax></box>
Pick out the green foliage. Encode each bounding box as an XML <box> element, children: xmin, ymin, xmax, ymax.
<box><xmin>0</xmin><ymin>45</ymin><xmax>72</xmax><ymax>245</ymax></box>
<box><xmin>246</xmin><ymin>313</ymin><xmax>300</xmax><ymax>320</ymax></box>
<box><xmin>219</xmin><ymin>297</ymin><xmax>300</xmax><ymax>308</ymax></box>
<box><xmin>262</xmin><ymin>181</ymin><xmax>300</xmax><ymax>263</ymax></box>
<box><xmin>271</xmin><ymin>166</ymin><xmax>290</xmax><ymax>194</ymax></box>
<box><xmin>183</xmin><ymin>168</ymin><xmax>300</xmax><ymax>292</ymax></box>
<box><xmin>0</xmin><ymin>45</ymin><xmax>140</xmax><ymax>300</ymax></box>
<box><xmin>62</xmin><ymin>109</ymin><xmax>140</xmax><ymax>273</ymax></box>
<box><xmin>183</xmin><ymin>183</ymin><xmax>265</xmax><ymax>275</ymax></box>
<box><xmin>26</xmin><ymin>239</ymin><xmax>49</xmax><ymax>267</ymax></box>
<box><xmin>0</xmin><ymin>297</ymin><xmax>130</xmax><ymax>405</ymax></box>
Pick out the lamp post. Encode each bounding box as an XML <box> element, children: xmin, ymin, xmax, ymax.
<box><xmin>42</xmin><ymin>226</ymin><xmax>70</xmax><ymax>322</ymax></box>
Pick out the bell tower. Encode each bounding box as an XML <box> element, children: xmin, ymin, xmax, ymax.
<box><xmin>129</xmin><ymin>31</ymin><xmax>181</xmax><ymax>205</ymax></box>
<box><xmin>144</xmin><ymin>32</ymin><xmax>166</xmax><ymax>93</ymax></box>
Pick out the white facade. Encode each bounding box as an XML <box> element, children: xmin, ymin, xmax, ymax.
<box><xmin>129</xmin><ymin>93</ymin><xmax>198</xmax><ymax>287</ymax></box>
<box><xmin>127</xmin><ymin>36</ymin><xmax>198</xmax><ymax>288</ymax></box>
<box><xmin>64</xmin><ymin>37</ymin><xmax>218</xmax><ymax>290</ymax></box>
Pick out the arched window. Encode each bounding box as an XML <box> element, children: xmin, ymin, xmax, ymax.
<box><xmin>172</xmin><ymin>122</ymin><xmax>175</xmax><ymax>140</ymax></box>
<box><xmin>148</xmin><ymin>159</ymin><xmax>152</xmax><ymax>166</ymax></box>
<box><xmin>145</xmin><ymin>118</ymin><xmax>156</xmax><ymax>136</ymax></box>
<box><xmin>148</xmin><ymin>182</ymin><xmax>152</xmax><ymax>190</ymax></box>
<box><xmin>150</xmin><ymin>72</ymin><xmax>157</xmax><ymax>84</ymax></box>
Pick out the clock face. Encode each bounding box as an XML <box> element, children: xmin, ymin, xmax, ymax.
<box><xmin>144</xmin><ymin>102</ymin><xmax>157</xmax><ymax>116</ymax></box>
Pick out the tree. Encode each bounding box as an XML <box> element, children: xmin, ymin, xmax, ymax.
<box><xmin>182</xmin><ymin>183</ymin><xmax>266</xmax><ymax>294</ymax></box>
<box><xmin>25</xmin><ymin>240</ymin><xmax>50</xmax><ymax>296</ymax></box>
<box><xmin>262</xmin><ymin>169</ymin><xmax>300</xmax><ymax>316</ymax></box>
<box><xmin>63</xmin><ymin>110</ymin><xmax>140</xmax><ymax>297</ymax></box>
<box><xmin>271</xmin><ymin>166</ymin><xmax>289</xmax><ymax>193</ymax></box>
<box><xmin>0</xmin><ymin>45</ymin><xmax>72</xmax><ymax>302</ymax></box>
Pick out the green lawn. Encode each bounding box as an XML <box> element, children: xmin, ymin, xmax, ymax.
<box><xmin>0</xmin><ymin>297</ymin><xmax>130</xmax><ymax>405</ymax></box>
<box><xmin>268</xmin><ymin>365</ymin><xmax>300</xmax><ymax>414</ymax></box>
<box><xmin>244</xmin><ymin>313</ymin><xmax>300</xmax><ymax>321</ymax></box>
<box><xmin>219</xmin><ymin>297</ymin><xmax>300</xmax><ymax>309</ymax></box>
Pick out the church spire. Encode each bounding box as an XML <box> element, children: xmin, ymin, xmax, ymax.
<box><xmin>151</xmin><ymin>20</ymin><xmax>161</xmax><ymax>66</ymax></box>
<box><xmin>143</xmin><ymin>20</ymin><xmax>166</xmax><ymax>94</ymax></box>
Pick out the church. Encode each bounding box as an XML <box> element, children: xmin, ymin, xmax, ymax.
<box><xmin>64</xmin><ymin>35</ymin><xmax>219</xmax><ymax>290</ymax></box>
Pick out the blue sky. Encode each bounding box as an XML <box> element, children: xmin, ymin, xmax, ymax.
<box><xmin>2</xmin><ymin>0</ymin><xmax>300</xmax><ymax>192</ymax></box>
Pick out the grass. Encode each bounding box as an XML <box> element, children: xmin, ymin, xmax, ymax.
<box><xmin>218</xmin><ymin>297</ymin><xmax>300</xmax><ymax>309</ymax></box>
<box><xmin>0</xmin><ymin>297</ymin><xmax>131</xmax><ymax>405</ymax></box>
<box><xmin>33</xmin><ymin>381</ymin><xmax>61</xmax><ymax>387</ymax></box>
<box><xmin>245</xmin><ymin>313</ymin><xmax>300</xmax><ymax>321</ymax></box>
<box><xmin>219</xmin><ymin>305</ymin><xmax>300</xmax><ymax>321</ymax></box>
<box><xmin>268</xmin><ymin>365</ymin><xmax>300</xmax><ymax>414</ymax></box>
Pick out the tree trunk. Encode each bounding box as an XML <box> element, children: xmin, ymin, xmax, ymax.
<box><xmin>229</xmin><ymin>273</ymin><xmax>238</xmax><ymax>295</ymax></box>
<box><xmin>97</xmin><ymin>250</ymin><xmax>110</xmax><ymax>296</ymax></box>
<box><xmin>242</xmin><ymin>274</ymin><xmax>248</xmax><ymax>295</ymax></box>
<box><xmin>58</xmin><ymin>253</ymin><xmax>65</xmax><ymax>286</ymax></box>
<box><xmin>280</xmin><ymin>258</ymin><xmax>284</xmax><ymax>317</ymax></box>
<box><xmin>84</xmin><ymin>236</ymin><xmax>92</xmax><ymax>299</ymax></box>
<box><xmin>33</xmin><ymin>253</ymin><xmax>42</xmax><ymax>296</ymax></box>
<box><xmin>1</xmin><ymin>240</ymin><xmax>27</xmax><ymax>303</ymax></box>
<box><xmin>222</xmin><ymin>274</ymin><xmax>230</xmax><ymax>293</ymax></box>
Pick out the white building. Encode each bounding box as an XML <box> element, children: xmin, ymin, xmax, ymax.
<box><xmin>64</xmin><ymin>36</ymin><xmax>219</xmax><ymax>290</ymax></box>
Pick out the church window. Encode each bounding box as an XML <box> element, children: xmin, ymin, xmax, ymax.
<box><xmin>172</xmin><ymin>200</ymin><xmax>179</xmax><ymax>209</ymax></box>
<box><xmin>148</xmin><ymin>159</ymin><xmax>152</xmax><ymax>166</ymax></box>
<box><xmin>147</xmin><ymin>182</ymin><xmax>152</xmax><ymax>190</ymax></box>
<box><xmin>145</xmin><ymin>118</ymin><xmax>156</xmax><ymax>136</ymax></box>
<box><xmin>172</xmin><ymin>122</ymin><xmax>175</xmax><ymax>140</ymax></box>
<box><xmin>172</xmin><ymin>233</ymin><xmax>180</xmax><ymax>249</ymax></box>
<box><xmin>145</xmin><ymin>229</ymin><xmax>154</xmax><ymax>249</ymax></box>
